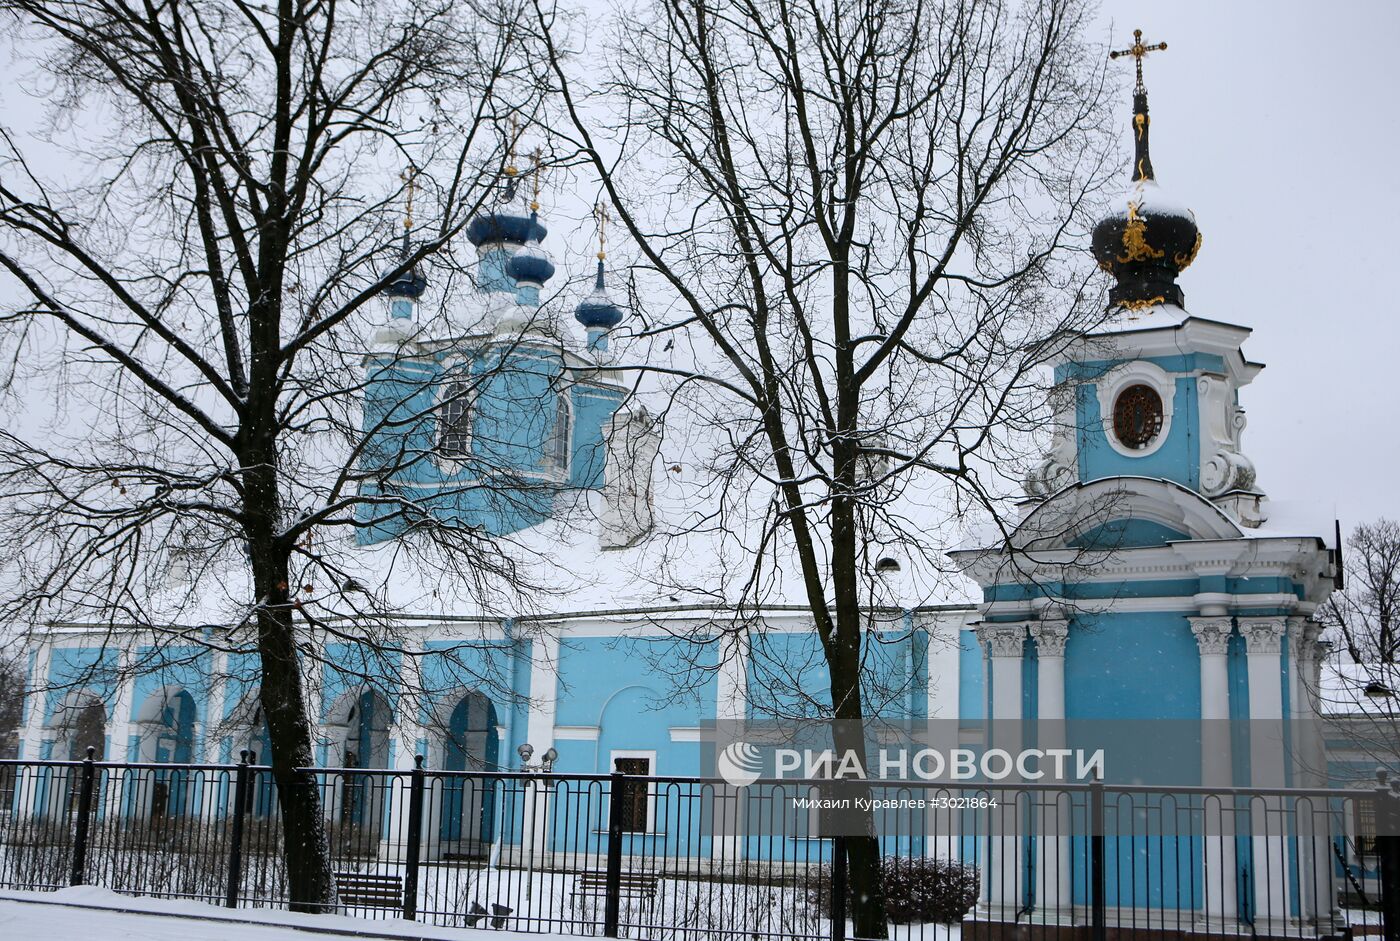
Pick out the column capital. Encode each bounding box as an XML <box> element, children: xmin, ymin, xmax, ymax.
<box><xmin>976</xmin><ymin>622</ymin><xmax>1028</xmax><ymax>659</ymax></box>
<box><xmin>1238</xmin><ymin>616</ymin><xmax>1288</xmax><ymax>655</ymax></box>
<box><xmin>1189</xmin><ymin>616</ymin><xmax>1233</xmax><ymax>656</ymax></box>
<box><xmin>1030</xmin><ymin>620</ymin><xmax>1069</xmax><ymax>658</ymax></box>
<box><xmin>1287</xmin><ymin>617</ymin><xmax>1320</xmax><ymax>663</ymax></box>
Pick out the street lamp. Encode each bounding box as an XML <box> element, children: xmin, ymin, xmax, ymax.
<box><xmin>517</xmin><ymin>742</ymin><xmax>558</xmax><ymax>773</ymax></box>
<box><xmin>516</xmin><ymin>742</ymin><xmax>558</xmax><ymax>907</ymax></box>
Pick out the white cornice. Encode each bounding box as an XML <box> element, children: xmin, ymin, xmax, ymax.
<box><xmin>983</xmin><ymin>592</ymin><xmax>1304</xmax><ymax>618</ymax></box>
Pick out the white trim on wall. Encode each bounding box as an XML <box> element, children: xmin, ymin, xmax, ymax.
<box><xmin>1094</xmin><ymin>359</ymin><xmax>1177</xmax><ymax>459</ymax></box>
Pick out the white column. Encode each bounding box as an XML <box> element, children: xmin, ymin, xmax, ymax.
<box><xmin>381</xmin><ymin>656</ymin><xmax>430</xmax><ymax>862</ymax></box>
<box><xmin>1190</xmin><ymin>616</ymin><xmax>1237</xmax><ymax>925</ymax></box>
<box><xmin>521</xmin><ymin>630</ymin><xmax>559</xmax><ymax>863</ymax></box>
<box><xmin>16</xmin><ymin>641</ymin><xmax>53</xmax><ymax>818</ymax></box>
<box><xmin>977</xmin><ymin>622</ymin><xmax>1027</xmax><ymax>919</ymax></box>
<box><xmin>20</xmin><ymin>641</ymin><xmax>53</xmax><ymax>760</ymax></box>
<box><xmin>1240</xmin><ymin>616</ymin><xmax>1290</xmax><ymax>931</ymax></box>
<box><xmin>923</xmin><ymin>614</ymin><xmax>963</xmax><ymax>863</ymax></box>
<box><xmin>713</xmin><ymin>630</ymin><xmax>749</xmax><ymax>867</ymax></box>
<box><xmin>104</xmin><ymin>645</ymin><xmax>137</xmax><ymax>820</ymax></box>
<box><xmin>1030</xmin><ymin>619</ymin><xmax>1071</xmax><ymax>920</ymax></box>
<box><xmin>1291</xmin><ymin>618</ymin><xmax>1335</xmax><ymax>931</ymax></box>
<box><xmin>204</xmin><ymin>650</ymin><xmax>230</xmax><ymax>764</ymax></box>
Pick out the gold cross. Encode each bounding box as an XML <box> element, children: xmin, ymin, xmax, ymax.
<box><xmin>1109</xmin><ymin>29</ymin><xmax>1167</xmax><ymax>91</ymax></box>
<box><xmin>530</xmin><ymin>147</ymin><xmax>543</xmax><ymax>213</ymax></box>
<box><xmin>593</xmin><ymin>203</ymin><xmax>610</xmax><ymax>260</ymax></box>
<box><xmin>400</xmin><ymin>165</ymin><xmax>417</xmax><ymax>231</ymax></box>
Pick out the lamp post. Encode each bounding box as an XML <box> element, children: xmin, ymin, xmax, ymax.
<box><xmin>517</xmin><ymin>743</ymin><xmax>558</xmax><ymax>907</ymax></box>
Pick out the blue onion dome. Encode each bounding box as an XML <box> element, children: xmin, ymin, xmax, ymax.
<box><xmin>505</xmin><ymin>230</ymin><xmax>556</xmax><ymax>285</ymax></box>
<box><xmin>574</xmin><ymin>259</ymin><xmax>625</xmax><ymax>330</ymax></box>
<box><xmin>466</xmin><ymin>201</ymin><xmax>548</xmax><ymax>248</ymax></box>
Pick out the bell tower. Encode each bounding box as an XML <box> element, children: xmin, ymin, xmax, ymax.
<box><xmin>1025</xmin><ymin>29</ymin><xmax>1265</xmax><ymax>527</ymax></box>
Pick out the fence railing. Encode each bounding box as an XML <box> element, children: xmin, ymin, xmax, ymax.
<box><xmin>1</xmin><ymin>752</ymin><xmax>1395</xmax><ymax>940</ymax></box>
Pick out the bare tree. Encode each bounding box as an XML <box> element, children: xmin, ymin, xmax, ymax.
<box><xmin>1315</xmin><ymin>519</ymin><xmax>1400</xmax><ymax>771</ymax></box>
<box><xmin>0</xmin><ymin>0</ymin><xmax>541</xmax><ymax>910</ymax></box>
<box><xmin>0</xmin><ymin>652</ymin><xmax>22</xmax><ymax>760</ymax></box>
<box><xmin>535</xmin><ymin>0</ymin><xmax>1116</xmax><ymax>932</ymax></box>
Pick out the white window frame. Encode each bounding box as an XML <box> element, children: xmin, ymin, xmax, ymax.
<box><xmin>1094</xmin><ymin>359</ymin><xmax>1176</xmax><ymax>459</ymax></box>
<box><xmin>608</xmin><ymin>749</ymin><xmax>657</xmax><ymax>834</ymax></box>
<box><xmin>437</xmin><ymin>380</ymin><xmax>474</xmax><ymax>462</ymax></box>
<box><xmin>543</xmin><ymin>390</ymin><xmax>572</xmax><ymax>477</ymax></box>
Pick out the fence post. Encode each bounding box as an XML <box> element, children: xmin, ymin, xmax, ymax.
<box><xmin>1090</xmin><ymin>775</ymin><xmax>1106</xmax><ymax>941</ymax></box>
<box><xmin>1377</xmin><ymin>771</ymin><xmax>1400</xmax><ymax>941</ymax></box>
<box><xmin>403</xmin><ymin>755</ymin><xmax>426</xmax><ymax>921</ymax></box>
<box><xmin>830</xmin><ymin>834</ymin><xmax>847</xmax><ymax>941</ymax></box>
<box><xmin>226</xmin><ymin>750</ymin><xmax>251</xmax><ymax>908</ymax></box>
<box><xmin>603</xmin><ymin>770</ymin><xmax>626</xmax><ymax>938</ymax></box>
<box><xmin>68</xmin><ymin>746</ymin><xmax>96</xmax><ymax>886</ymax></box>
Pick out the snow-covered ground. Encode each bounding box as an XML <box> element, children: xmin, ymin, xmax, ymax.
<box><xmin>0</xmin><ymin>885</ymin><xmax>962</xmax><ymax>940</ymax></box>
<box><xmin>0</xmin><ymin>886</ymin><xmax>587</xmax><ymax>940</ymax></box>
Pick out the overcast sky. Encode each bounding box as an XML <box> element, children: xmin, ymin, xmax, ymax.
<box><xmin>1094</xmin><ymin>0</ymin><xmax>1400</xmax><ymax>529</ymax></box>
<box><xmin>1</xmin><ymin>1</ymin><xmax>1394</xmax><ymax>536</ymax></box>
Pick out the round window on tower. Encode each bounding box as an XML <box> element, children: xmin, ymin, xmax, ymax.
<box><xmin>1112</xmin><ymin>384</ymin><xmax>1164</xmax><ymax>450</ymax></box>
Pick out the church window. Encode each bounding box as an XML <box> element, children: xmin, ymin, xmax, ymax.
<box><xmin>545</xmin><ymin>392</ymin><xmax>571</xmax><ymax>474</ymax></box>
<box><xmin>1112</xmin><ymin>384</ymin><xmax>1164</xmax><ymax>450</ymax></box>
<box><xmin>438</xmin><ymin>382</ymin><xmax>472</xmax><ymax>458</ymax></box>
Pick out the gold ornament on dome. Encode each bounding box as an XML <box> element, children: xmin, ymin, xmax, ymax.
<box><xmin>1116</xmin><ymin>202</ymin><xmax>1164</xmax><ymax>264</ymax></box>
<box><xmin>1173</xmin><ymin>231</ymin><xmax>1203</xmax><ymax>270</ymax></box>
<box><xmin>1134</xmin><ymin>113</ymin><xmax>1148</xmax><ymax>139</ymax></box>
<box><xmin>1116</xmin><ymin>295</ymin><xmax>1165</xmax><ymax>313</ymax></box>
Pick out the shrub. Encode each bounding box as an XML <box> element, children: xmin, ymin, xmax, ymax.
<box><xmin>806</xmin><ymin>856</ymin><xmax>979</xmax><ymax>925</ymax></box>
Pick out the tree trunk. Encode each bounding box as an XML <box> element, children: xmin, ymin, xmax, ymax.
<box><xmin>256</xmin><ymin>600</ymin><xmax>338</xmax><ymax>912</ymax></box>
<box><xmin>244</xmin><ymin>377</ymin><xmax>337</xmax><ymax>911</ymax></box>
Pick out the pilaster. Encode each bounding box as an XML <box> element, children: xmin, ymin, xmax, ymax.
<box><xmin>1238</xmin><ymin>615</ymin><xmax>1290</xmax><ymax>929</ymax></box>
<box><xmin>1189</xmin><ymin>615</ymin><xmax>1236</xmax><ymax>924</ymax></box>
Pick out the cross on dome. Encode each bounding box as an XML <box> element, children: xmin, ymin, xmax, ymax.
<box><xmin>1109</xmin><ymin>28</ymin><xmax>1167</xmax><ymax>93</ymax></box>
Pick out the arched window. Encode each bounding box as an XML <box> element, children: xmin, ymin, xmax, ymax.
<box><xmin>438</xmin><ymin>381</ymin><xmax>472</xmax><ymax>458</ymax></box>
<box><xmin>546</xmin><ymin>391</ymin><xmax>571</xmax><ymax>474</ymax></box>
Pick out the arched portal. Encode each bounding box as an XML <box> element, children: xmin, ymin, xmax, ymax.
<box><xmin>48</xmin><ymin>691</ymin><xmax>107</xmax><ymax>761</ymax></box>
<box><xmin>224</xmin><ymin>693</ymin><xmax>275</xmax><ymax>817</ymax></box>
<box><xmin>133</xmin><ymin>687</ymin><xmax>199</xmax><ymax>818</ymax></box>
<box><xmin>65</xmin><ymin>700</ymin><xmax>107</xmax><ymax>761</ymax></box>
<box><xmin>436</xmin><ymin>691</ymin><xmax>499</xmax><ymax>854</ymax></box>
<box><xmin>325</xmin><ymin>688</ymin><xmax>392</xmax><ymax>840</ymax></box>
<box><xmin>42</xmin><ymin>692</ymin><xmax>107</xmax><ymax>817</ymax></box>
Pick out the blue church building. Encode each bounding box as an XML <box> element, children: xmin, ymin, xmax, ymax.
<box><xmin>14</xmin><ymin>63</ymin><xmax>1354</xmax><ymax>939</ymax></box>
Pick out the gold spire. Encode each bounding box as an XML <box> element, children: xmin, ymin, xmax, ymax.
<box><xmin>593</xmin><ymin>202</ymin><xmax>609</xmax><ymax>260</ymax></box>
<box><xmin>504</xmin><ymin>115</ymin><xmax>519</xmax><ymax>178</ymax></box>
<box><xmin>530</xmin><ymin>148</ymin><xmax>543</xmax><ymax>213</ymax></box>
<box><xmin>1109</xmin><ymin>28</ymin><xmax>1167</xmax><ymax>92</ymax></box>
<box><xmin>400</xmin><ymin>165</ymin><xmax>417</xmax><ymax>231</ymax></box>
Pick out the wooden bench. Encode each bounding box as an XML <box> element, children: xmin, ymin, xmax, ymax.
<box><xmin>334</xmin><ymin>871</ymin><xmax>403</xmax><ymax>910</ymax></box>
<box><xmin>573</xmin><ymin>870</ymin><xmax>659</xmax><ymax>904</ymax></box>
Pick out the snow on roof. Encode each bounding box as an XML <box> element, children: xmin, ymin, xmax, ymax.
<box><xmin>1251</xmin><ymin>498</ymin><xmax>1339</xmax><ymax>548</ymax></box>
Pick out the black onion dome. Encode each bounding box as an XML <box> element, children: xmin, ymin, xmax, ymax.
<box><xmin>385</xmin><ymin>266</ymin><xmax>428</xmax><ymax>299</ymax></box>
<box><xmin>384</xmin><ymin>232</ymin><xmax>428</xmax><ymax>299</ymax></box>
<box><xmin>1091</xmin><ymin>90</ymin><xmax>1202</xmax><ymax>310</ymax></box>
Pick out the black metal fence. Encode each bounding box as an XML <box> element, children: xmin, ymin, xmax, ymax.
<box><xmin>1</xmin><ymin>752</ymin><xmax>1396</xmax><ymax>940</ymax></box>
